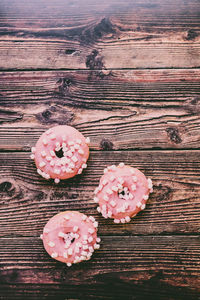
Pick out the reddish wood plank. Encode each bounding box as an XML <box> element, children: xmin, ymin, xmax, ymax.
<box><xmin>0</xmin><ymin>150</ymin><xmax>200</xmax><ymax>236</ymax></box>
<box><xmin>0</xmin><ymin>70</ymin><xmax>200</xmax><ymax>150</ymax></box>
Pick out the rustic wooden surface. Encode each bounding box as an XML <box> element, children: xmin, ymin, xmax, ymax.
<box><xmin>0</xmin><ymin>0</ymin><xmax>200</xmax><ymax>299</ymax></box>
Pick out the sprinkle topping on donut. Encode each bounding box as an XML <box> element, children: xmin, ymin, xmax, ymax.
<box><xmin>41</xmin><ymin>211</ymin><xmax>100</xmax><ymax>266</ymax></box>
<box><xmin>95</xmin><ymin>163</ymin><xmax>153</xmax><ymax>223</ymax></box>
<box><xmin>31</xmin><ymin>125</ymin><xmax>90</xmax><ymax>182</ymax></box>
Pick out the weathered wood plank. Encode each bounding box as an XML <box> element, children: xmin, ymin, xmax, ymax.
<box><xmin>0</xmin><ymin>70</ymin><xmax>200</xmax><ymax>150</ymax></box>
<box><xmin>0</xmin><ymin>0</ymin><xmax>199</xmax><ymax>69</ymax></box>
<box><xmin>0</xmin><ymin>150</ymin><xmax>200</xmax><ymax>236</ymax></box>
<box><xmin>0</xmin><ymin>236</ymin><xmax>199</xmax><ymax>296</ymax></box>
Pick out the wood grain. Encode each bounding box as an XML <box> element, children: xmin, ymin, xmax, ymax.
<box><xmin>0</xmin><ymin>150</ymin><xmax>200</xmax><ymax>236</ymax></box>
<box><xmin>0</xmin><ymin>236</ymin><xmax>199</xmax><ymax>295</ymax></box>
<box><xmin>0</xmin><ymin>70</ymin><xmax>200</xmax><ymax>150</ymax></box>
<box><xmin>0</xmin><ymin>0</ymin><xmax>200</xmax><ymax>69</ymax></box>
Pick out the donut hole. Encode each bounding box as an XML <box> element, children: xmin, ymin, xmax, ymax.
<box><xmin>118</xmin><ymin>187</ymin><xmax>130</xmax><ymax>199</ymax></box>
<box><xmin>55</xmin><ymin>147</ymin><xmax>64</xmax><ymax>158</ymax></box>
<box><xmin>61</xmin><ymin>232</ymin><xmax>76</xmax><ymax>245</ymax></box>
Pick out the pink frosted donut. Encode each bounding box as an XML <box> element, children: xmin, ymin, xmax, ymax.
<box><xmin>94</xmin><ymin>163</ymin><xmax>153</xmax><ymax>223</ymax></box>
<box><xmin>30</xmin><ymin>125</ymin><xmax>90</xmax><ymax>183</ymax></box>
<box><xmin>40</xmin><ymin>211</ymin><xmax>100</xmax><ymax>266</ymax></box>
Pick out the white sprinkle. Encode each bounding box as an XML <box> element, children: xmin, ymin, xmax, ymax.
<box><xmin>50</xmin><ymin>134</ymin><xmax>56</xmax><ymax>140</ymax></box>
<box><xmin>83</xmin><ymin>235</ymin><xmax>88</xmax><ymax>240</ymax></box>
<box><xmin>82</xmin><ymin>215</ymin><xmax>87</xmax><ymax>221</ymax></box>
<box><xmin>118</xmin><ymin>177</ymin><xmax>124</xmax><ymax>184</ymax></box>
<box><xmin>97</xmin><ymin>207</ymin><xmax>101</xmax><ymax>213</ymax></box>
<box><xmin>94</xmin><ymin>197</ymin><xmax>99</xmax><ymax>203</ymax></box>
<box><xmin>74</xmin><ymin>233</ymin><xmax>79</xmax><ymax>239</ymax></box>
<box><xmin>66</xmin><ymin>151</ymin><xmax>72</xmax><ymax>157</ymax></box>
<box><xmin>136</xmin><ymin>202</ymin><xmax>142</xmax><ymax>208</ymax></box>
<box><xmin>50</xmin><ymin>150</ymin><xmax>55</xmax><ymax>157</ymax></box>
<box><xmin>82</xmin><ymin>163</ymin><xmax>87</xmax><ymax>169</ymax></box>
<box><xmin>54</xmin><ymin>178</ymin><xmax>60</xmax><ymax>184</ymax></box>
<box><xmin>121</xmin><ymin>218</ymin><xmax>125</xmax><ymax>223</ymax></box>
<box><xmin>125</xmin><ymin>216</ymin><xmax>131</xmax><ymax>222</ymax></box>
<box><xmin>76</xmin><ymin>139</ymin><xmax>82</xmax><ymax>144</ymax></box>
<box><xmin>51</xmin><ymin>252</ymin><xmax>58</xmax><ymax>258</ymax></box>
<box><xmin>93</xmin><ymin>221</ymin><xmax>98</xmax><ymax>228</ymax></box>
<box><xmin>110</xmin><ymin>165</ymin><xmax>116</xmax><ymax>171</ymax></box>
<box><xmin>41</xmin><ymin>151</ymin><xmax>46</xmax><ymax>158</ymax></box>
<box><xmin>31</xmin><ymin>147</ymin><xmax>36</xmax><ymax>153</ymax></box>
<box><xmin>129</xmin><ymin>193</ymin><xmax>134</xmax><ymax>199</ymax></box>
<box><xmin>89</xmin><ymin>246</ymin><xmax>94</xmax><ymax>252</ymax></box>
<box><xmin>88</xmin><ymin>236</ymin><xmax>93</xmax><ymax>243</ymax></box>
<box><xmin>150</xmin><ymin>188</ymin><xmax>153</xmax><ymax>193</ymax></box>
<box><xmin>58</xmin><ymin>232</ymin><xmax>65</xmax><ymax>237</ymax></box>
<box><xmin>106</xmin><ymin>188</ymin><xmax>113</xmax><ymax>195</ymax></box>
<box><xmin>74</xmin><ymin>144</ymin><xmax>80</xmax><ymax>150</ymax></box>
<box><xmin>88</xmin><ymin>228</ymin><xmax>95</xmax><ymax>234</ymax></box>
<box><xmin>64</xmin><ymin>241</ymin><xmax>71</xmax><ymax>249</ymax></box>
<box><xmin>78</xmin><ymin>168</ymin><xmax>83</xmax><ymax>174</ymax></box>
<box><xmin>102</xmin><ymin>204</ymin><xmax>107</xmax><ymax>211</ymax></box>
<box><xmin>44</xmin><ymin>228</ymin><xmax>50</xmax><ymax>233</ymax></box>
<box><xmin>104</xmin><ymin>168</ymin><xmax>108</xmax><ymax>174</ymax></box>
<box><xmin>62</xmin><ymin>135</ymin><xmax>66</xmax><ymax>141</ymax></box>
<box><xmin>76</xmin><ymin>242</ymin><xmax>82</xmax><ymax>248</ymax></box>
<box><xmin>131</xmin><ymin>184</ymin><xmax>136</xmax><ymax>191</ymax></box>
<box><xmin>94</xmin><ymin>243</ymin><xmax>100</xmax><ymax>249</ymax></box>
<box><xmin>68</xmin><ymin>141</ymin><xmax>74</xmax><ymax>146</ymax></box>
<box><xmin>141</xmin><ymin>204</ymin><xmax>146</xmax><ymax>210</ymax></box>
<box><xmin>133</xmin><ymin>176</ymin><xmax>137</xmax><ymax>182</ymax></box>
<box><xmin>81</xmin><ymin>251</ymin><xmax>88</xmax><ymax>256</ymax></box>
<box><xmin>118</xmin><ymin>184</ymin><xmax>123</xmax><ymax>190</ymax></box>
<box><xmin>73</xmin><ymin>226</ymin><xmax>79</xmax><ymax>232</ymax></box>
<box><xmin>66</xmin><ymin>262</ymin><xmax>72</xmax><ymax>267</ymax></box>
<box><xmin>96</xmin><ymin>237</ymin><xmax>101</xmax><ymax>243</ymax></box>
<box><xmin>48</xmin><ymin>241</ymin><xmax>55</xmax><ymax>247</ymax></box>
<box><xmin>143</xmin><ymin>195</ymin><xmax>149</xmax><ymax>201</ymax></box>
<box><xmin>107</xmin><ymin>211</ymin><xmax>112</xmax><ymax>218</ymax></box>
<box><xmin>30</xmin><ymin>154</ymin><xmax>35</xmax><ymax>159</ymax></box>
<box><xmin>83</xmin><ymin>245</ymin><xmax>88</xmax><ymax>250</ymax></box>
<box><xmin>54</xmin><ymin>168</ymin><xmax>61</xmax><ymax>175</ymax></box>
<box><xmin>148</xmin><ymin>178</ymin><xmax>153</xmax><ymax>189</ymax></box>
<box><xmin>44</xmin><ymin>173</ymin><xmax>50</xmax><ymax>179</ymax></box>
<box><xmin>112</xmin><ymin>186</ymin><xmax>118</xmax><ymax>192</ymax></box>
<box><xmin>102</xmin><ymin>179</ymin><xmax>108</xmax><ymax>186</ymax></box>
<box><xmin>64</xmin><ymin>215</ymin><xmax>69</xmax><ymax>220</ymax></box>
<box><xmin>82</xmin><ymin>240</ymin><xmax>87</xmax><ymax>245</ymax></box>
<box><xmin>39</xmin><ymin>161</ymin><xmax>46</xmax><ymax>168</ymax></box>
<box><xmin>63</xmin><ymin>252</ymin><xmax>68</xmax><ymax>258</ymax></box>
<box><xmin>43</xmin><ymin>139</ymin><xmax>48</xmax><ymax>146</ymax></box>
<box><xmin>114</xmin><ymin>219</ymin><xmax>120</xmax><ymax>223</ymax></box>
<box><xmin>110</xmin><ymin>200</ymin><xmax>116</xmax><ymax>207</ymax></box>
<box><xmin>69</xmin><ymin>162</ymin><xmax>75</xmax><ymax>169</ymax></box>
<box><xmin>130</xmin><ymin>168</ymin><xmax>135</xmax><ymax>174</ymax></box>
<box><xmin>55</xmin><ymin>160</ymin><xmax>61</xmax><ymax>166</ymax></box>
<box><xmin>72</xmin><ymin>155</ymin><xmax>78</xmax><ymax>163</ymax></box>
<box><xmin>78</xmin><ymin>149</ymin><xmax>84</xmax><ymax>155</ymax></box>
<box><xmin>85</xmin><ymin>137</ymin><xmax>90</xmax><ymax>144</ymax></box>
<box><xmin>103</xmin><ymin>195</ymin><xmax>109</xmax><ymax>201</ymax></box>
<box><xmin>110</xmin><ymin>175</ymin><xmax>115</xmax><ymax>181</ymax></box>
<box><xmin>119</xmin><ymin>162</ymin><xmax>125</xmax><ymax>168</ymax></box>
<box><xmin>50</xmin><ymin>160</ymin><xmax>55</xmax><ymax>167</ymax></box>
<box><xmin>68</xmin><ymin>248</ymin><xmax>73</xmax><ymax>255</ymax></box>
<box><xmin>89</xmin><ymin>216</ymin><xmax>95</xmax><ymax>222</ymax></box>
<box><xmin>46</xmin><ymin>156</ymin><xmax>51</xmax><ymax>162</ymax></box>
<box><xmin>40</xmin><ymin>234</ymin><xmax>43</xmax><ymax>239</ymax></box>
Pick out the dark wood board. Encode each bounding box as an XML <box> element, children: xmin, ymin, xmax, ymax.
<box><xmin>0</xmin><ymin>0</ymin><xmax>200</xmax><ymax>299</ymax></box>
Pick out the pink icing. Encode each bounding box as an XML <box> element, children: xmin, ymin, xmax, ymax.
<box><xmin>31</xmin><ymin>125</ymin><xmax>89</xmax><ymax>181</ymax></box>
<box><xmin>95</xmin><ymin>164</ymin><xmax>153</xmax><ymax>223</ymax></box>
<box><xmin>42</xmin><ymin>211</ymin><xmax>99</xmax><ymax>265</ymax></box>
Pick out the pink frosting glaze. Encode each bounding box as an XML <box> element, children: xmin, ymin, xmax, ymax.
<box><xmin>41</xmin><ymin>211</ymin><xmax>100</xmax><ymax>266</ymax></box>
<box><xmin>94</xmin><ymin>163</ymin><xmax>153</xmax><ymax>223</ymax></box>
<box><xmin>31</xmin><ymin>125</ymin><xmax>90</xmax><ymax>182</ymax></box>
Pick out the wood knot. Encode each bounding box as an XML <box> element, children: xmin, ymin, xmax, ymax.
<box><xmin>100</xmin><ymin>138</ymin><xmax>114</xmax><ymax>150</ymax></box>
<box><xmin>154</xmin><ymin>184</ymin><xmax>172</xmax><ymax>202</ymax></box>
<box><xmin>36</xmin><ymin>105</ymin><xmax>74</xmax><ymax>125</ymax></box>
<box><xmin>56</xmin><ymin>77</ymin><xmax>73</xmax><ymax>96</ymax></box>
<box><xmin>186</xmin><ymin>29</ymin><xmax>198</xmax><ymax>40</ymax></box>
<box><xmin>65</xmin><ymin>49</ymin><xmax>76</xmax><ymax>55</ymax></box>
<box><xmin>86</xmin><ymin>49</ymin><xmax>112</xmax><ymax>80</ymax></box>
<box><xmin>166</xmin><ymin>127</ymin><xmax>182</xmax><ymax>144</ymax></box>
<box><xmin>0</xmin><ymin>178</ymin><xmax>19</xmax><ymax>201</ymax></box>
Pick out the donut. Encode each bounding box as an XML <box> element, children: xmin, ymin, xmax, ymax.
<box><xmin>30</xmin><ymin>125</ymin><xmax>90</xmax><ymax>183</ymax></box>
<box><xmin>94</xmin><ymin>163</ymin><xmax>153</xmax><ymax>223</ymax></box>
<box><xmin>40</xmin><ymin>211</ymin><xmax>100</xmax><ymax>266</ymax></box>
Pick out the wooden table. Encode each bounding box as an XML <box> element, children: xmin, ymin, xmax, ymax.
<box><xmin>0</xmin><ymin>0</ymin><xmax>200</xmax><ymax>299</ymax></box>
